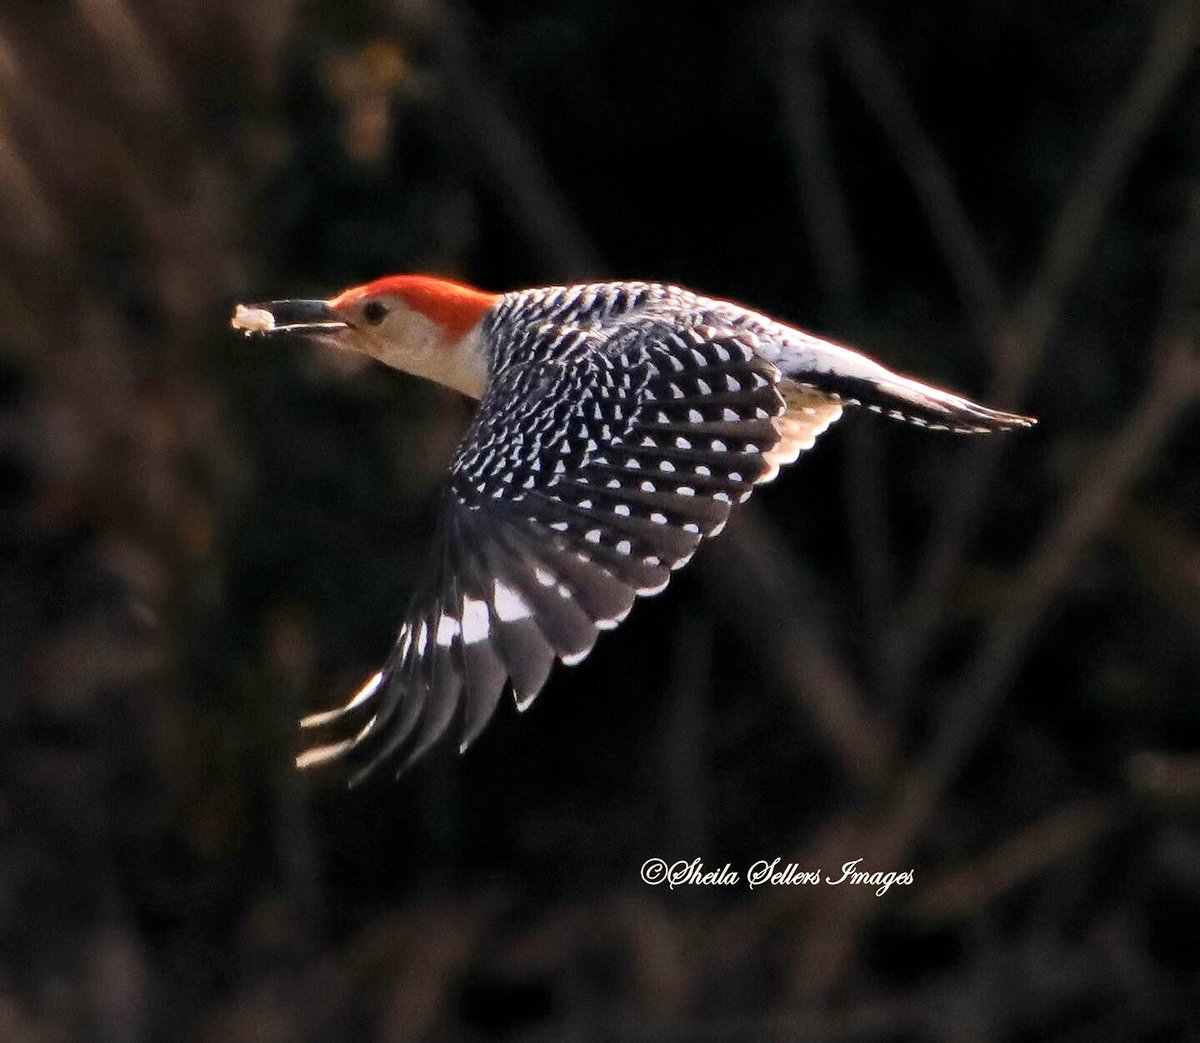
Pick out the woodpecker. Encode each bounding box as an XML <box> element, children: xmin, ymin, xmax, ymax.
<box><xmin>233</xmin><ymin>276</ymin><xmax>1035</xmax><ymax>783</ymax></box>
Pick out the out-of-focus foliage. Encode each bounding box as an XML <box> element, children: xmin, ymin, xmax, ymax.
<box><xmin>1</xmin><ymin>0</ymin><xmax>1198</xmax><ymax>1039</ymax></box>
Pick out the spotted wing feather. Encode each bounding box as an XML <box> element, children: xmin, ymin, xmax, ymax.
<box><xmin>296</xmin><ymin>320</ymin><xmax>792</xmax><ymax>781</ymax></box>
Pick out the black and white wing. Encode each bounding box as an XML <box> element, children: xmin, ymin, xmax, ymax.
<box><xmin>295</xmin><ymin>318</ymin><xmax>809</xmax><ymax>783</ymax></box>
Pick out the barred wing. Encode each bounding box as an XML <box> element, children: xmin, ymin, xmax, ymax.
<box><xmin>297</xmin><ymin>321</ymin><xmax>799</xmax><ymax>783</ymax></box>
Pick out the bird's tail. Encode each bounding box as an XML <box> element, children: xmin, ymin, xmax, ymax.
<box><xmin>825</xmin><ymin>371</ymin><xmax>1036</xmax><ymax>433</ymax></box>
<box><xmin>781</xmin><ymin>338</ymin><xmax>1036</xmax><ymax>434</ymax></box>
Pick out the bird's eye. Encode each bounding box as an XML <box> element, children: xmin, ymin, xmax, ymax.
<box><xmin>362</xmin><ymin>301</ymin><xmax>388</xmax><ymax>325</ymax></box>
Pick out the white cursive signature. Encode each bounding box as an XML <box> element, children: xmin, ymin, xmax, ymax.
<box><xmin>641</xmin><ymin>857</ymin><xmax>914</xmax><ymax>896</ymax></box>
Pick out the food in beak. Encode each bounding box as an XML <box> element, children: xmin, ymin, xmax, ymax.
<box><xmin>231</xmin><ymin>304</ymin><xmax>277</xmax><ymax>334</ymax></box>
<box><xmin>230</xmin><ymin>299</ymin><xmax>347</xmax><ymax>336</ymax></box>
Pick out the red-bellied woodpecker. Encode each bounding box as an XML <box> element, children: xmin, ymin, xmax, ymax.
<box><xmin>232</xmin><ymin>276</ymin><xmax>1035</xmax><ymax>783</ymax></box>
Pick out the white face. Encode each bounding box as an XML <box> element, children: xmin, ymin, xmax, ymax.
<box><xmin>330</xmin><ymin>292</ymin><xmax>487</xmax><ymax>398</ymax></box>
<box><xmin>332</xmin><ymin>294</ymin><xmax>440</xmax><ymax>367</ymax></box>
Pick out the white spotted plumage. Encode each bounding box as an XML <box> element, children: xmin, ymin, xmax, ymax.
<box><xmin>265</xmin><ymin>279</ymin><xmax>1034</xmax><ymax>782</ymax></box>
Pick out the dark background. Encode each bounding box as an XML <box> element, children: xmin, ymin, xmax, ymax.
<box><xmin>2</xmin><ymin>0</ymin><xmax>1199</xmax><ymax>1039</ymax></box>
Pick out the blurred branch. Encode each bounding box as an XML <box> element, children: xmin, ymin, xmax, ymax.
<box><xmin>392</xmin><ymin>1</ymin><xmax>604</xmax><ymax>278</ymax></box>
<box><xmin>998</xmin><ymin>0</ymin><xmax>1200</xmax><ymax>397</ymax></box>
<box><xmin>925</xmin><ymin>178</ymin><xmax>1200</xmax><ymax>784</ymax></box>
<box><xmin>195</xmin><ymin>900</ymin><xmax>498</xmax><ymax>1041</ymax></box>
<box><xmin>0</xmin><ymin>27</ymin><xmax>72</xmax><ymax>274</ymax></box>
<box><xmin>780</xmin><ymin>265</ymin><xmax>1200</xmax><ymax>1004</ymax></box>
<box><xmin>926</xmin><ymin>335</ymin><xmax>1200</xmax><ymax>789</ymax></box>
<box><xmin>838</xmin><ymin>0</ymin><xmax>1200</xmax><ymax>386</ymax></box>
<box><xmin>831</xmin><ymin>7</ymin><xmax>1005</xmax><ymax>341</ymax></box>
<box><xmin>886</xmin><ymin>0</ymin><xmax>1200</xmax><ymax>708</ymax></box>
<box><xmin>776</xmin><ymin>2</ymin><xmax>896</xmax><ymax>693</ymax></box>
<box><xmin>265</xmin><ymin>609</ymin><xmax>328</xmax><ymax>947</ymax></box>
<box><xmin>1117</xmin><ymin>506</ymin><xmax>1200</xmax><ymax>639</ymax></box>
<box><xmin>74</xmin><ymin>0</ymin><xmax>180</xmax><ymax>112</ymax></box>
<box><xmin>663</xmin><ymin>609</ymin><xmax>711</xmax><ymax>856</ymax></box>
<box><xmin>1128</xmin><ymin>750</ymin><xmax>1200</xmax><ymax>807</ymax></box>
<box><xmin>903</xmin><ymin>799</ymin><xmax>1121</xmax><ymax>924</ymax></box>
<box><xmin>498</xmin><ymin>895</ymin><xmax>693</xmax><ymax>1025</ymax></box>
<box><xmin>702</xmin><ymin>509</ymin><xmax>895</xmax><ymax>791</ymax></box>
<box><xmin>762</xmin><ymin>184</ymin><xmax>1200</xmax><ymax>998</ymax></box>
<box><xmin>777</xmin><ymin>2</ymin><xmax>859</xmax><ymax>318</ymax></box>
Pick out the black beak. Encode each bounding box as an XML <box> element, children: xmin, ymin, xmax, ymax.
<box><xmin>231</xmin><ymin>299</ymin><xmax>349</xmax><ymax>336</ymax></box>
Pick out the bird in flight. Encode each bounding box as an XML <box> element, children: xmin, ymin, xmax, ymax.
<box><xmin>233</xmin><ymin>276</ymin><xmax>1034</xmax><ymax>784</ymax></box>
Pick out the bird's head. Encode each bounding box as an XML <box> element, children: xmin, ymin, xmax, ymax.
<box><xmin>232</xmin><ymin>274</ymin><xmax>500</xmax><ymax>398</ymax></box>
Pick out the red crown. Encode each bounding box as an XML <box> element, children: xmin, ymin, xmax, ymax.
<box><xmin>332</xmin><ymin>275</ymin><xmax>499</xmax><ymax>338</ymax></box>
